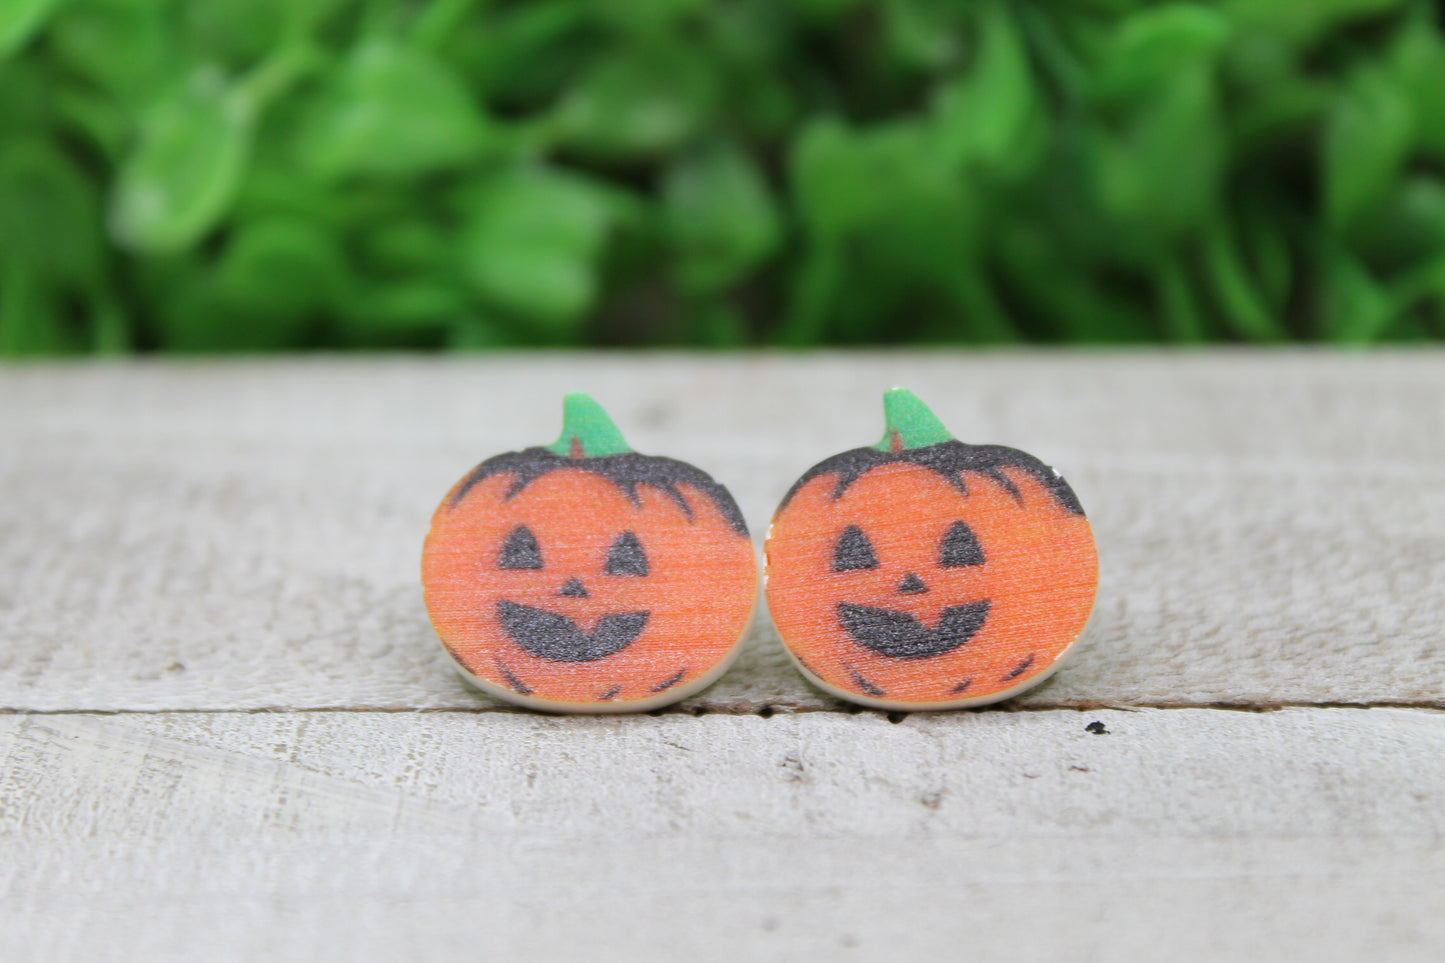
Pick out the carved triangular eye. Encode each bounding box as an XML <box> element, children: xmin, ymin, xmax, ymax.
<box><xmin>604</xmin><ymin>531</ymin><xmax>649</xmax><ymax>576</ymax></box>
<box><xmin>833</xmin><ymin>525</ymin><xmax>879</xmax><ymax>571</ymax></box>
<box><xmin>498</xmin><ymin>525</ymin><xmax>543</xmax><ymax>569</ymax></box>
<box><xmin>940</xmin><ymin>521</ymin><xmax>985</xmax><ymax>567</ymax></box>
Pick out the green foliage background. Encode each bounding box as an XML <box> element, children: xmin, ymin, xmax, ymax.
<box><xmin>3</xmin><ymin>0</ymin><xmax>1445</xmax><ymax>352</ymax></box>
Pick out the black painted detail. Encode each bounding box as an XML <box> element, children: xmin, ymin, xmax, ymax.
<box><xmin>940</xmin><ymin>520</ymin><xmax>985</xmax><ymax>567</ymax></box>
<box><xmin>599</xmin><ymin>685</ymin><xmax>621</xmax><ymax>701</ymax></box>
<box><xmin>651</xmin><ymin>667</ymin><xmax>688</xmax><ymax>692</ymax></box>
<box><xmin>950</xmin><ymin>678</ymin><xmax>973</xmax><ymax>694</ymax></box>
<box><xmin>449</xmin><ymin>449</ymin><xmax>749</xmax><ymax>536</ymax></box>
<box><xmin>496</xmin><ymin>658</ymin><xmax>533</xmax><ymax>696</ymax></box>
<box><xmin>605</xmin><ymin>531</ymin><xmax>649</xmax><ymax>576</ymax></box>
<box><xmin>780</xmin><ymin>440</ymin><xmax>1085</xmax><ymax>517</ymax></box>
<box><xmin>1003</xmin><ymin>653</ymin><xmax>1036</xmax><ymax>680</ymax></box>
<box><xmin>847</xmin><ymin>666</ymin><xmax>886</xmax><ymax>697</ymax></box>
<box><xmin>833</xmin><ymin>525</ymin><xmax>879</xmax><ymax>571</ymax></box>
<box><xmin>558</xmin><ymin>577</ymin><xmax>588</xmax><ymax>597</ymax></box>
<box><xmin>897</xmin><ymin>572</ymin><xmax>928</xmax><ymax>594</ymax></box>
<box><xmin>1085</xmin><ymin>720</ymin><xmax>1109</xmax><ymax>735</ymax></box>
<box><xmin>837</xmin><ymin>600</ymin><xmax>991</xmax><ymax>659</ymax></box>
<box><xmin>498</xmin><ymin>525</ymin><xmax>543</xmax><ymax>569</ymax></box>
<box><xmin>497</xmin><ymin>600</ymin><xmax>649</xmax><ymax>662</ymax></box>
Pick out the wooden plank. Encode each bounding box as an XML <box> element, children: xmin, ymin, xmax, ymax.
<box><xmin>0</xmin><ymin>707</ymin><xmax>1441</xmax><ymax>961</ymax></box>
<box><xmin>1</xmin><ymin>353</ymin><xmax>1443</xmax><ymax>711</ymax></box>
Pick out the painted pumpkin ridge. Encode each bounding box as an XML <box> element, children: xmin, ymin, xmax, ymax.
<box><xmin>447</xmin><ymin>393</ymin><xmax>749</xmax><ymax>535</ymax></box>
<box><xmin>779</xmin><ymin>389</ymin><xmax>1083</xmax><ymax>516</ymax></box>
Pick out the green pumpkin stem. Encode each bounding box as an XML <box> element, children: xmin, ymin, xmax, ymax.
<box><xmin>545</xmin><ymin>393</ymin><xmax>633</xmax><ymax>458</ymax></box>
<box><xmin>873</xmin><ymin>388</ymin><xmax>954</xmax><ymax>452</ymax></box>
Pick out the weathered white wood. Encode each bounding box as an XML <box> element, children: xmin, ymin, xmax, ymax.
<box><xmin>3</xmin><ymin>352</ymin><xmax>1442</xmax><ymax>711</ymax></box>
<box><xmin>0</xmin><ymin>707</ymin><xmax>1441</xmax><ymax>962</ymax></box>
<box><xmin>4</xmin><ymin>356</ymin><xmax>1442</xmax><ymax>960</ymax></box>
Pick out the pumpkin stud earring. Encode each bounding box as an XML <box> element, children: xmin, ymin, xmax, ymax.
<box><xmin>422</xmin><ymin>394</ymin><xmax>756</xmax><ymax>712</ymax></box>
<box><xmin>765</xmin><ymin>388</ymin><xmax>1098</xmax><ymax>710</ymax></box>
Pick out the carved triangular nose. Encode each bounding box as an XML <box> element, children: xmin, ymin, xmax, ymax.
<box><xmin>558</xmin><ymin>577</ymin><xmax>589</xmax><ymax>598</ymax></box>
<box><xmin>897</xmin><ymin>573</ymin><xmax>928</xmax><ymax>594</ymax></box>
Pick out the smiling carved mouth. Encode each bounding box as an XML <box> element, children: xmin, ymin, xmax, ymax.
<box><xmin>496</xmin><ymin>600</ymin><xmax>649</xmax><ymax>663</ymax></box>
<box><xmin>837</xmin><ymin>600</ymin><xmax>990</xmax><ymax>659</ymax></box>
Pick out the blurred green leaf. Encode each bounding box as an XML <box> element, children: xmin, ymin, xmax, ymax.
<box><xmin>6</xmin><ymin>0</ymin><xmax>1445</xmax><ymax>350</ymax></box>
<box><xmin>1389</xmin><ymin>245</ymin><xmax>1445</xmax><ymax>322</ymax></box>
<box><xmin>693</xmin><ymin>302</ymin><xmax>749</xmax><ymax>346</ymax></box>
<box><xmin>554</xmin><ymin>46</ymin><xmax>718</xmax><ymax>157</ymax></box>
<box><xmin>1153</xmin><ymin>255</ymin><xmax>1209</xmax><ymax>342</ymax></box>
<box><xmin>0</xmin><ymin>262</ymin><xmax>68</xmax><ymax>355</ymax></box>
<box><xmin>1088</xmin><ymin>66</ymin><xmax>1224</xmax><ymax>240</ymax></box>
<box><xmin>459</xmin><ymin>1</ymin><xmax>590</xmax><ymax>108</ymax></box>
<box><xmin>89</xmin><ymin>296</ymin><xmax>131</xmax><ymax>353</ymax></box>
<box><xmin>1241</xmin><ymin>209</ymin><xmax>1294</xmax><ymax>312</ymax></box>
<box><xmin>110</xmin><ymin>69</ymin><xmax>254</xmax><ymax>253</ymax></box>
<box><xmin>1388</xmin><ymin>14</ymin><xmax>1445</xmax><ymax>161</ymax></box>
<box><xmin>788</xmin><ymin>118</ymin><xmax>1012</xmax><ymax>342</ymax></box>
<box><xmin>182</xmin><ymin>0</ymin><xmax>292</xmax><ymax>67</ymax></box>
<box><xmin>1355</xmin><ymin>176</ymin><xmax>1445</xmax><ymax>268</ymax></box>
<box><xmin>792</xmin><ymin>119</ymin><xmax>944</xmax><ymax>241</ymax></box>
<box><xmin>339</xmin><ymin>281</ymin><xmax>470</xmax><ymax>342</ymax></box>
<box><xmin>1230</xmin><ymin>75</ymin><xmax>1332</xmax><ymax>156</ymax></box>
<box><xmin>0</xmin><ymin>0</ymin><xmax>61</xmax><ymax>59</ymax></box>
<box><xmin>356</xmin><ymin>216</ymin><xmax>451</xmax><ymax>274</ymax></box>
<box><xmin>0</xmin><ymin>137</ymin><xmax>102</xmax><ymax>284</ymax></box>
<box><xmin>216</xmin><ymin>216</ymin><xmax>344</xmax><ymax>319</ymax></box>
<box><xmin>790</xmin><ymin>0</ymin><xmax>860</xmax><ymax>23</ymax></box>
<box><xmin>0</xmin><ymin>59</ymin><xmax>52</xmax><ymax>134</ymax></box>
<box><xmin>931</xmin><ymin>2</ymin><xmax>1040</xmax><ymax>174</ymax></box>
<box><xmin>993</xmin><ymin>217</ymin><xmax>1157</xmax><ymax>341</ymax></box>
<box><xmin>1324</xmin><ymin>66</ymin><xmax>1413</xmax><ymax>233</ymax></box>
<box><xmin>663</xmin><ymin>141</ymin><xmax>781</xmax><ymax>295</ymax></box>
<box><xmin>304</xmin><ymin>41</ymin><xmax>494</xmax><ymax>179</ymax></box>
<box><xmin>1323</xmin><ymin>247</ymin><xmax>1395</xmax><ymax>342</ymax></box>
<box><xmin>153</xmin><ymin>217</ymin><xmax>344</xmax><ymax>351</ymax></box>
<box><xmin>791</xmin><ymin>120</ymin><xmax>878</xmax><ymax>242</ymax></box>
<box><xmin>1094</xmin><ymin>4</ymin><xmax>1228</xmax><ymax>100</ymax></box>
<box><xmin>591</xmin><ymin>0</ymin><xmax>706</xmax><ymax>35</ymax></box>
<box><xmin>1203</xmin><ymin>218</ymin><xmax>1287</xmax><ymax>340</ymax></box>
<box><xmin>884</xmin><ymin>0</ymin><xmax>965</xmax><ymax>71</ymax></box>
<box><xmin>56</xmin><ymin>87</ymin><xmax>129</xmax><ymax>160</ymax></box>
<box><xmin>1222</xmin><ymin>0</ymin><xmax>1406</xmax><ymax>47</ymax></box>
<box><xmin>48</xmin><ymin>0</ymin><xmax>171</xmax><ymax>104</ymax></box>
<box><xmin>781</xmin><ymin>245</ymin><xmax>842</xmax><ymax>346</ymax></box>
<box><xmin>448</xmin><ymin>314</ymin><xmax>512</xmax><ymax>349</ymax></box>
<box><xmin>154</xmin><ymin>286</ymin><xmax>261</xmax><ymax>352</ymax></box>
<box><xmin>459</xmin><ymin>167</ymin><xmax>622</xmax><ymax>334</ymax></box>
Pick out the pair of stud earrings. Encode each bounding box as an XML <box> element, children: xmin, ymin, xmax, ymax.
<box><xmin>421</xmin><ymin>389</ymin><xmax>1098</xmax><ymax>714</ymax></box>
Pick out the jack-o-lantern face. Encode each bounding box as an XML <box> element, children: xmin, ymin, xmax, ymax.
<box><xmin>423</xmin><ymin>396</ymin><xmax>755</xmax><ymax>712</ymax></box>
<box><xmin>766</xmin><ymin>390</ymin><xmax>1097</xmax><ymax>710</ymax></box>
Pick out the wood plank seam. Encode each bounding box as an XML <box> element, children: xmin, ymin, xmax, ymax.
<box><xmin>2</xmin><ymin>700</ymin><xmax>1442</xmax><ymax>717</ymax></box>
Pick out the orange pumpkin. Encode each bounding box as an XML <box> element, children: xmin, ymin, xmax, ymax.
<box><xmin>423</xmin><ymin>394</ymin><xmax>756</xmax><ymax>712</ymax></box>
<box><xmin>765</xmin><ymin>389</ymin><xmax>1097</xmax><ymax>709</ymax></box>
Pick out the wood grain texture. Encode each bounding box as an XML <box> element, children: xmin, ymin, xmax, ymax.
<box><xmin>3</xmin><ymin>354</ymin><xmax>1443</xmax><ymax>960</ymax></box>
<box><xmin>2</xmin><ymin>352</ymin><xmax>1441</xmax><ymax>711</ymax></box>
<box><xmin>1</xmin><ymin>708</ymin><xmax>1442</xmax><ymax>962</ymax></box>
